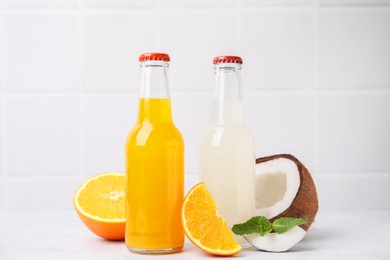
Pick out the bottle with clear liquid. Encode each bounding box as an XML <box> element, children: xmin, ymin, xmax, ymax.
<box><xmin>125</xmin><ymin>53</ymin><xmax>184</xmax><ymax>254</ymax></box>
<box><xmin>200</xmin><ymin>56</ymin><xmax>255</xmax><ymax>247</ymax></box>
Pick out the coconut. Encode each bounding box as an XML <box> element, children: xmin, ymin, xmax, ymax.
<box><xmin>244</xmin><ymin>154</ymin><xmax>318</xmax><ymax>252</ymax></box>
<box><xmin>255</xmin><ymin>154</ymin><xmax>318</xmax><ymax>230</ymax></box>
<box><xmin>245</xmin><ymin>154</ymin><xmax>318</xmax><ymax>252</ymax></box>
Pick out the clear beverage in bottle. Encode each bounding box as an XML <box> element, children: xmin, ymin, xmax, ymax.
<box><xmin>200</xmin><ymin>56</ymin><xmax>255</xmax><ymax>247</ymax></box>
<box><xmin>125</xmin><ymin>53</ymin><xmax>184</xmax><ymax>254</ymax></box>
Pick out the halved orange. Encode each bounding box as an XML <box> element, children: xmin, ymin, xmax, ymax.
<box><xmin>182</xmin><ymin>183</ymin><xmax>242</xmax><ymax>256</ymax></box>
<box><xmin>73</xmin><ymin>172</ymin><xmax>125</xmax><ymax>240</ymax></box>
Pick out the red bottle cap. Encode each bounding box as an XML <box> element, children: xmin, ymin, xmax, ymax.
<box><xmin>213</xmin><ymin>56</ymin><xmax>243</xmax><ymax>65</ymax></box>
<box><xmin>139</xmin><ymin>53</ymin><xmax>170</xmax><ymax>62</ymax></box>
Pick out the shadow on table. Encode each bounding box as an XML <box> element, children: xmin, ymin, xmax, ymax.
<box><xmin>289</xmin><ymin>226</ymin><xmax>337</xmax><ymax>253</ymax></box>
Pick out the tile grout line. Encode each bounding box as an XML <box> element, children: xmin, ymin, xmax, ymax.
<box><xmin>313</xmin><ymin>0</ymin><xmax>320</xmax><ymax>174</ymax></box>
<box><xmin>315</xmin><ymin>5</ymin><xmax>390</xmax><ymax>9</ymax></box>
<box><xmin>79</xmin><ymin>0</ymin><xmax>86</xmax><ymax>177</ymax></box>
<box><xmin>315</xmin><ymin>171</ymin><xmax>390</xmax><ymax>177</ymax></box>
<box><xmin>237</xmin><ymin>0</ymin><xmax>242</xmax><ymax>54</ymax></box>
<box><xmin>3</xmin><ymin>87</ymin><xmax>390</xmax><ymax>96</ymax></box>
<box><xmin>1</xmin><ymin>3</ymin><xmax>390</xmax><ymax>12</ymax></box>
<box><xmin>155</xmin><ymin>0</ymin><xmax>161</xmax><ymax>50</ymax></box>
<box><xmin>1</xmin><ymin>7</ymin><xmax>8</xmax><ymax>212</ymax></box>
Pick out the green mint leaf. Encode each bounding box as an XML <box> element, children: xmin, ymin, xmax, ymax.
<box><xmin>232</xmin><ymin>216</ymin><xmax>272</xmax><ymax>236</ymax></box>
<box><xmin>272</xmin><ymin>217</ymin><xmax>306</xmax><ymax>234</ymax></box>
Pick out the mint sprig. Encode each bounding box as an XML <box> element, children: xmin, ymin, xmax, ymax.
<box><xmin>272</xmin><ymin>217</ymin><xmax>306</xmax><ymax>234</ymax></box>
<box><xmin>232</xmin><ymin>216</ymin><xmax>272</xmax><ymax>236</ymax></box>
<box><xmin>232</xmin><ymin>216</ymin><xmax>306</xmax><ymax>236</ymax></box>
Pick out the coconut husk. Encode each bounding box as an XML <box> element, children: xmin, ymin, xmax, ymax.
<box><xmin>256</xmin><ymin>154</ymin><xmax>318</xmax><ymax>231</ymax></box>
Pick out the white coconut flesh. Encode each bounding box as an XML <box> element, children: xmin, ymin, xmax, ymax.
<box><xmin>244</xmin><ymin>226</ymin><xmax>306</xmax><ymax>252</ymax></box>
<box><xmin>255</xmin><ymin>158</ymin><xmax>300</xmax><ymax>219</ymax></box>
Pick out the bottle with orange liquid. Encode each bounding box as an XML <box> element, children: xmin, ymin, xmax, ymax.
<box><xmin>125</xmin><ymin>53</ymin><xmax>184</xmax><ymax>254</ymax></box>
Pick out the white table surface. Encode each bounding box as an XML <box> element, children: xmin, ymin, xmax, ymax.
<box><xmin>0</xmin><ymin>210</ymin><xmax>389</xmax><ymax>260</ymax></box>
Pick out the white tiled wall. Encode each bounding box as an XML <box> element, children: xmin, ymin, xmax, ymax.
<box><xmin>318</xmin><ymin>91</ymin><xmax>390</xmax><ymax>172</ymax></box>
<box><xmin>6</xmin><ymin>95</ymin><xmax>82</xmax><ymax>176</ymax></box>
<box><xmin>83</xmin><ymin>93</ymin><xmax>136</xmax><ymax>176</ymax></box>
<box><xmin>242</xmin><ymin>8</ymin><xmax>316</xmax><ymax>89</ymax></box>
<box><xmin>0</xmin><ymin>0</ymin><xmax>389</xmax><ymax>212</ymax></box>
<box><xmin>4</xmin><ymin>13</ymin><xmax>80</xmax><ymax>93</ymax></box>
<box><xmin>318</xmin><ymin>8</ymin><xmax>390</xmax><ymax>89</ymax></box>
<box><xmin>83</xmin><ymin>11</ymin><xmax>156</xmax><ymax>92</ymax></box>
<box><xmin>246</xmin><ymin>92</ymin><xmax>316</xmax><ymax>171</ymax></box>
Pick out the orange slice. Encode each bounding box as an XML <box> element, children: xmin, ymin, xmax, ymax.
<box><xmin>182</xmin><ymin>183</ymin><xmax>242</xmax><ymax>256</ymax></box>
<box><xmin>73</xmin><ymin>172</ymin><xmax>125</xmax><ymax>240</ymax></box>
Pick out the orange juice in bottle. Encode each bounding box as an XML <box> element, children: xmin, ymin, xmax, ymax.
<box><xmin>125</xmin><ymin>53</ymin><xmax>184</xmax><ymax>254</ymax></box>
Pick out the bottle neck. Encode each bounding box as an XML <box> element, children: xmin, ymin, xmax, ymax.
<box><xmin>211</xmin><ymin>63</ymin><xmax>244</xmax><ymax>123</ymax></box>
<box><xmin>138</xmin><ymin>60</ymin><xmax>172</xmax><ymax>123</ymax></box>
<box><xmin>138</xmin><ymin>98</ymin><xmax>172</xmax><ymax>123</ymax></box>
<box><xmin>139</xmin><ymin>60</ymin><xmax>170</xmax><ymax>98</ymax></box>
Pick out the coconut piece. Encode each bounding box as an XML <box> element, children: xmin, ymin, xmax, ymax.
<box><xmin>244</xmin><ymin>226</ymin><xmax>306</xmax><ymax>252</ymax></box>
<box><xmin>255</xmin><ymin>154</ymin><xmax>318</xmax><ymax>230</ymax></box>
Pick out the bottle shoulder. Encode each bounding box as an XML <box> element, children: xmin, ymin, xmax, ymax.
<box><xmin>126</xmin><ymin>122</ymin><xmax>184</xmax><ymax>147</ymax></box>
<box><xmin>204</xmin><ymin>122</ymin><xmax>254</xmax><ymax>136</ymax></box>
<box><xmin>202</xmin><ymin>122</ymin><xmax>255</xmax><ymax>147</ymax></box>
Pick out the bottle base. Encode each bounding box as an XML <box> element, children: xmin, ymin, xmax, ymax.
<box><xmin>126</xmin><ymin>245</ymin><xmax>183</xmax><ymax>255</ymax></box>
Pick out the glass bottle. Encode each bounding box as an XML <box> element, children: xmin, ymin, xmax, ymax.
<box><xmin>125</xmin><ymin>53</ymin><xmax>184</xmax><ymax>254</ymax></box>
<box><xmin>200</xmin><ymin>56</ymin><xmax>255</xmax><ymax>247</ymax></box>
